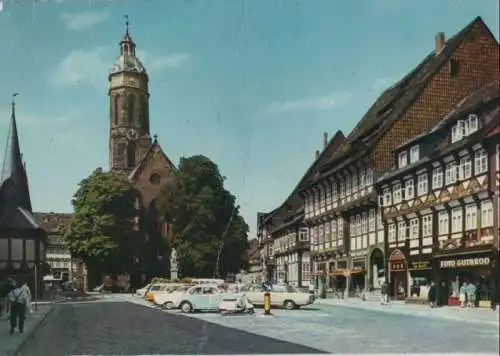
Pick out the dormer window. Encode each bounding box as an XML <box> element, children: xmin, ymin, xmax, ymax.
<box><xmin>398</xmin><ymin>151</ymin><xmax>408</xmax><ymax>168</ymax></box>
<box><xmin>410</xmin><ymin>145</ymin><xmax>419</xmax><ymax>163</ymax></box>
<box><xmin>451</xmin><ymin>114</ymin><xmax>479</xmax><ymax>143</ymax></box>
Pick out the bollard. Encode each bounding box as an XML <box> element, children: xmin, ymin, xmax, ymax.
<box><xmin>263</xmin><ymin>291</ymin><xmax>271</xmax><ymax>315</ymax></box>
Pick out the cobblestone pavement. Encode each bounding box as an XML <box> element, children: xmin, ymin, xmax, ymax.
<box><xmin>314</xmin><ymin>297</ymin><xmax>500</xmax><ymax>326</ymax></box>
<box><xmin>120</xmin><ymin>294</ymin><xmax>500</xmax><ymax>354</ymax></box>
<box><xmin>16</xmin><ymin>300</ymin><xmax>324</xmax><ymax>355</ymax></box>
<box><xmin>0</xmin><ymin>304</ymin><xmax>54</xmax><ymax>356</ymax></box>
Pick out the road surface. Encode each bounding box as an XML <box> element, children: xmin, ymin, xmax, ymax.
<box><xmin>17</xmin><ymin>299</ymin><xmax>324</xmax><ymax>355</ymax></box>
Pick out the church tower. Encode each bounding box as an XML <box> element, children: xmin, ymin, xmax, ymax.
<box><xmin>108</xmin><ymin>18</ymin><xmax>151</xmax><ymax>171</ymax></box>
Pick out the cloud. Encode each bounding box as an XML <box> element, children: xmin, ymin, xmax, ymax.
<box><xmin>261</xmin><ymin>91</ymin><xmax>353</xmax><ymax>115</ymax></box>
<box><xmin>137</xmin><ymin>51</ymin><xmax>191</xmax><ymax>71</ymax></box>
<box><xmin>52</xmin><ymin>48</ymin><xmax>191</xmax><ymax>89</ymax></box>
<box><xmin>60</xmin><ymin>10</ymin><xmax>109</xmax><ymax>31</ymax></box>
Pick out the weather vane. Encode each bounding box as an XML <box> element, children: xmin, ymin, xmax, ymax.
<box><xmin>124</xmin><ymin>15</ymin><xmax>129</xmax><ymax>33</ymax></box>
<box><xmin>12</xmin><ymin>93</ymin><xmax>18</xmax><ymax>104</ymax></box>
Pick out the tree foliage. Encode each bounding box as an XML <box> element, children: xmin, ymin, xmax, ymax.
<box><xmin>64</xmin><ymin>168</ymin><xmax>144</xmax><ymax>275</ymax></box>
<box><xmin>156</xmin><ymin>155</ymin><xmax>249</xmax><ymax>278</ymax></box>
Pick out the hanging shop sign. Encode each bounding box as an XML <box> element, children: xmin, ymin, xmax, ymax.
<box><xmin>408</xmin><ymin>260</ymin><xmax>432</xmax><ymax>271</ymax></box>
<box><xmin>389</xmin><ymin>262</ymin><xmax>406</xmax><ymax>272</ymax></box>
<box><xmin>439</xmin><ymin>256</ymin><xmax>491</xmax><ymax>269</ymax></box>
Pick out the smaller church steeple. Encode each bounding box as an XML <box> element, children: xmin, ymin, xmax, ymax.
<box><xmin>120</xmin><ymin>15</ymin><xmax>136</xmax><ymax>56</ymax></box>
<box><xmin>0</xmin><ymin>93</ymin><xmax>33</xmax><ymax>213</ymax></box>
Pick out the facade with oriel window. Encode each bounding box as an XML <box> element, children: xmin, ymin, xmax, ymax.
<box><xmin>377</xmin><ymin>81</ymin><xmax>499</xmax><ymax>307</ymax></box>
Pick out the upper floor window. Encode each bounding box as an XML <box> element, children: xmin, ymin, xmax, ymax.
<box><xmin>417</xmin><ymin>173</ymin><xmax>428</xmax><ymax>196</ymax></box>
<box><xmin>345</xmin><ymin>175</ymin><xmax>352</xmax><ymax>196</ymax></box>
<box><xmin>324</xmin><ymin>222</ymin><xmax>331</xmax><ymax>241</ymax></box>
<box><xmin>398</xmin><ymin>151</ymin><xmax>408</xmax><ymax>168</ymax></box>
<box><xmin>325</xmin><ymin>185</ymin><xmax>332</xmax><ymax>207</ymax></box>
<box><xmin>299</xmin><ymin>228</ymin><xmax>309</xmax><ymax>241</ymax></box>
<box><xmin>465</xmin><ymin>204</ymin><xmax>477</xmax><ymax>231</ymax></box>
<box><xmin>361</xmin><ymin>213</ymin><xmax>368</xmax><ymax>234</ymax></box>
<box><xmin>405</xmin><ymin>179</ymin><xmax>414</xmax><ymax>199</ymax></box>
<box><xmin>388</xmin><ymin>224</ymin><xmax>396</xmax><ymax>242</ymax></box>
<box><xmin>432</xmin><ymin>166</ymin><xmax>443</xmax><ymax>189</ymax></box>
<box><xmin>318</xmin><ymin>225</ymin><xmax>324</xmax><ymax>244</ymax></box>
<box><xmin>359</xmin><ymin>168</ymin><xmax>366</xmax><ymax>188</ymax></box>
<box><xmin>451</xmin><ymin>207</ymin><xmax>463</xmax><ymax>233</ymax></box>
<box><xmin>445</xmin><ymin>162</ymin><xmax>458</xmax><ymax>185</ymax></box>
<box><xmin>474</xmin><ymin>149</ymin><xmax>488</xmax><ymax>175</ymax></box>
<box><xmin>481</xmin><ymin>201</ymin><xmax>493</xmax><ymax>227</ymax></box>
<box><xmin>410</xmin><ymin>145</ymin><xmax>420</xmax><ymax>163</ymax></box>
<box><xmin>497</xmin><ymin>144</ymin><xmax>500</xmax><ymax>172</ymax></box>
<box><xmin>409</xmin><ymin>218</ymin><xmax>419</xmax><ymax>239</ymax></box>
<box><xmin>438</xmin><ymin>211</ymin><xmax>449</xmax><ymax>235</ymax></box>
<box><xmin>339</xmin><ymin>179</ymin><xmax>345</xmax><ymax>198</ymax></box>
<box><xmin>331</xmin><ymin>182</ymin><xmax>338</xmax><ymax>201</ymax></box>
<box><xmin>422</xmin><ymin>215</ymin><xmax>432</xmax><ymax>237</ymax></box>
<box><xmin>350</xmin><ymin>216</ymin><xmax>356</xmax><ymax>236</ymax></box>
<box><xmin>338</xmin><ymin>218</ymin><xmax>344</xmax><ymax>239</ymax></box>
<box><xmin>393</xmin><ymin>183</ymin><xmax>403</xmax><ymax>204</ymax></box>
<box><xmin>397</xmin><ymin>221</ymin><xmax>407</xmax><ymax>241</ymax></box>
<box><xmin>379</xmin><ymin>187</ymin><xmax>392</xmax><ymax>206</ymax></box>
<box><xmin>459</xmin><ymin>156</ymin><xmax>472</xmax><ymax>180</ymax></box>
<box><xmin>368</xmin><ymin>209</ymin><xmax>376</xmax><ymax>231</ymax></box>
<box><xmin>331</xmin><ymin>220</ymin><xmax>337</xmax><ymax>239</ymax></box>
<box><xmin>451</xmin><ymin>114</ymin><xmax>479</xmax><ymax>143</ymax></box>
<box><xmin>314</xmin><ymin>191</ymin><xmax>320</xmax><ymax>211</ymax></box>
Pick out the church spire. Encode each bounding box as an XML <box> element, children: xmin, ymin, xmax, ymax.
<box><xmin>120</xmin><ymin>15</ymin><xmax>136</xmax><ymax>56</ymax></box>
<box><xmin>0</xmin><ymin>93</ymin><xmax>32</xmax><ymax>212</ymax></box>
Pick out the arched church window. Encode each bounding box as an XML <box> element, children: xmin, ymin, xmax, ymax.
<box><xmin>114</xmin><ymin>94</ymin><xmax>120</xmax><ymax>125</ymax></box>
<box><xmin>128</xmin><ymin>94</ymin><xmax>135</xmax><ymax>125</ymax></box>
<box><xmin>127</xmin><ymin>141</ymin><xmax>137</xmax><ymax>168</ymax></box>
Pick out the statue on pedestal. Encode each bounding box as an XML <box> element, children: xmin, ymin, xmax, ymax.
<box><xmin>170</xmin><ymin>248</ymin><xmax>178</xmax><ymax>281</ymax></box>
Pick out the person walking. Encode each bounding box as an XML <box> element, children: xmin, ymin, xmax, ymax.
<box><xmin>459</xmin><ymin>282</ymin><xmax>467</xmax><ymax>308</ymax></box>
<box><xmin>0</xmin><ymin>277</ymin><xmax>16</xmax><ymax>319</ymax></box>
<box><xmin>428</xmin><ymin>281</ymin><xmax>437</xmax><ymax>308</ymax></box>
<box><xmin>380</xmin><ymin>281</ymin><xmax>388</xmax><ymax>305</ymax></box>
<box><xmin>7</xmin><ymin>279</ymin><xmax>29</xmax><ymax>334</ymax></box>
<box><xmin>466</xmin><ymin>282</ymin><xmax>476</xmax><ymax>308</ymax></box>
<box><xmin>21</xmin><ymin>281</ymin><xmax>33</xmax><ymax>314</ymax></box>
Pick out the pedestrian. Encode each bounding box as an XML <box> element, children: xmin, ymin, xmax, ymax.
<box><xmin>0</xmin><ymin>277</ymin><xmax>16</xmax><ymax>319</ymax></box>
<box><xmin>459</xmin><ymin>282</ymin><xmax>467</xmax><ymax>308</ymax></box>
<box><xmin>428</xmin><ymin>281</ymin><xmax>436</xmax><ymax>308</ymax></box>
<box><xmin>7</xmin><ymin>279</ymin><xmax>29</xmax><ymax>334</ymax></box>
<box><xmin>466</xmin><ymin>282</ymin><xmax>476</xmax><ymax>308</ymax></box>
<box><xmin>21</xmin><ymin>281</ymin><xmax>33</xmax><ymax>314</ymax></box>
<box><xmin>380</xmin><ymin>281</ymin><xmax>388</xmax><ymax>305</ymax></box>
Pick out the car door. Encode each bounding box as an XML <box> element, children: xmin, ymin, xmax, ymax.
<box><xmin>271</xmin><ymin>285</ymin><xmax>287</xmax><ymax>306</ymax></box>
<box><xmin>207</xmin><ymin>286</ymin><xmax>222</xmax><ymax>311</ymax></box>
<box><xmin>245</xmin><ymin>285</ymin><xmax>265</xmax><ymax>305</ymax></box>
<box><xmin>187</xmin><ymin>286</ymin><xmax>204</xmax><ymax>310</ymax></box>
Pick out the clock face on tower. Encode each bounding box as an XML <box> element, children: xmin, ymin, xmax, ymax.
<box><xmin>126</xmin><ymin>128</ymin><xmax>139</xmax><ymax>141</ymax></box>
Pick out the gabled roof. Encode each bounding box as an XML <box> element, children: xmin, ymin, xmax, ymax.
<box><xmin>33</xmin><ymin>212</ymin><xmax>73</xmax><ymax>233</ymax></box>
<box><xmin>321</xmin><ymin>16</ymin><xmax>496</xmax><ymax>173</ymax></box>
<box><xmin>262</xmin><ymin>130</ymin><xmax>346</xmax><ymax>225</ymax></box>
<box><xmin>128</xmin><ymin>137</ymin><xmax>175</xmax><ymax>181</ymax></box>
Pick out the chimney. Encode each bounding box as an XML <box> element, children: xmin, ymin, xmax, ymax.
<box><xmin>435</xmin><ymin>32</ymin><xmax>445</xmax><ymax>54</ymax></box>
<box><xmin>315</xmin><ymin>150</ymin><xmax>320</xmax><ymax>160</ymax></box>
<box><xmin>323</xmin><ymin>132</ymin><xmax>328</xmax><ymax>149</ymax></box>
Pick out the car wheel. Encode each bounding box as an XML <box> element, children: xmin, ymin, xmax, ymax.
<box><xmin>163</xmin><ymin>302</ymin><xmax>174</xmax><ymax>310</ymax></box>
<box><xmin>283</xmin><ymin>300</ymin><xmax>296</xmax><ymax>310</ymax></box>
<box><xmin>180</xmin><ymin>301</ymin><xmax>192</xmax><ymax>313</ymax></box>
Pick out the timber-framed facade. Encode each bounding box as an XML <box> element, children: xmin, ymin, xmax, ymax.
<box><xmin>377</xmin><ymin>80</ymin><xmax>500</xmax><ymax>307</ymax></box>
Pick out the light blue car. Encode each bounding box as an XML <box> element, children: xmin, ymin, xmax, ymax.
<box><xmin>177</xmin><ymin>285</ymin><xmax>240</xmax><ymax>313</ymax></box>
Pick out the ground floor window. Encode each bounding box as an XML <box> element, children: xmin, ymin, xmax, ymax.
<box><xmin>439</xmin><ymin>267</ymin><xmax>493</xmax><ymax>307</ymax></box>
<box><xmin>409</xmin><ymin>270</ymin><xmax>432</xmax><ymax>299</ymax></box>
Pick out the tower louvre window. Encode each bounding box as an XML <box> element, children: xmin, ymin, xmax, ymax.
<box><xmin>114</xmin><ymin>94</ymin><xmax>120</xmax><ymax>125</ymax></box>
<box><xmin>127</xmin><ymin>141</ymin><xmax>137</xmax><ymax>168</ymax></box>
<box><xmin>128</xmin><ymin>94</ymin><xmax>135</xmax><ymax>125</ymax></box>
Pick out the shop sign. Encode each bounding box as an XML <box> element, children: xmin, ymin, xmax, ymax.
<box><xmin>389</xmin><ymin>262</ymin><xmax>406</xmax><ymax>272</ymax></box>
<box><xmin>409</xmin><ymin>261</ymin><xmax>431</xmax><ymax>271</ymax></box>
<box><xmin>439</xmin><ymin>256</ymin><xmax>491</xmax><ymax>269</ymax></box>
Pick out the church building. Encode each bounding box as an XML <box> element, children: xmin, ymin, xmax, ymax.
<box><xmin>108</xmin><ymin>21</ymin><xmax>175</xmax><ymax>285</ymax></box>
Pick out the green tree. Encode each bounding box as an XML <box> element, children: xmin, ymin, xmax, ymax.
<box><xmin>156</xmin><ymin>155</ymin><xmax>249</xmax><ymax>278</ymax></box>
<box><xmin>64</xmin><ymin>168</ymin><xmax>144</xmax><ymax>280</ymax></box>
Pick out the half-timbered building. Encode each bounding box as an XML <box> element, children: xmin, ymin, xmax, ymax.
<box><xmin>300</xmin><ymin>16</ymin><xmax>499</xmax><ymax>297</ymax></box>
<box><xmin>377</xmin><ymin>80</ymin><xmax>499</xmax><ymax>307</ymax></box>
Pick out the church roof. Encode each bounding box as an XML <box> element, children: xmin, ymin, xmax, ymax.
<box><xmin>128</xmin><ymin>135</ymin><xmax>175</xmax><ymax>182</ymax></box>
<box><xmin>0</xmin><ymin>96</ymin><xmax>38</xmax><ymax>231</ymax></box>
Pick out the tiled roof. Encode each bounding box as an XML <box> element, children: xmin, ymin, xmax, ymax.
<box><xmin>33</xmin><ymin>212</ymin><xmax>73</xmax><ymax>233</ymax></box>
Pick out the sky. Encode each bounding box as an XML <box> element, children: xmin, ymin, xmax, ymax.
<box><xmin>0</xmin><ymin>0</ymin><xmax>498</xmax><ymax>238</ymax></box>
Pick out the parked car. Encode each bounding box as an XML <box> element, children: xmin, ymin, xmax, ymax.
<box><xmin>154</xmin><ymin>285</ymin><xmax>192</xmax><ymax>309</ymax></box>
<box><xmin>243</xmin><ymin>284</ymin><xmax>315</xmax><ymax>310</ymax></box>
<box><xmin>177</xmin><ymin>285</ymin><xmax>241</xmax><ymax>313</ymax></box>
<box><xmin>135</xmin><ymin>284</ymin><xmax>152</xmax><ymax>297</ymax></box>
<box><xmin>145</xmin><ymin>283</ymin><xmax>170</xmax><ymax>302</ymax></box>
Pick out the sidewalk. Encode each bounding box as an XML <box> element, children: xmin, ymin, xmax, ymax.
<box><xmin>315</xmin><ymin>297</ymin><xmax>500</xmax><ymax>327</ymax></box>
<box><xmin>0</xmin><ymin>304</ymin><xmax>54</xmax><ymax>356</ymax></box>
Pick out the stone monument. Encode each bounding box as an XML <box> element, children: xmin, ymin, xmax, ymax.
<box><xmin>170</xmin><ymin>248</ymin><xmax>178</xmax><ymax>281</ymax></box>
